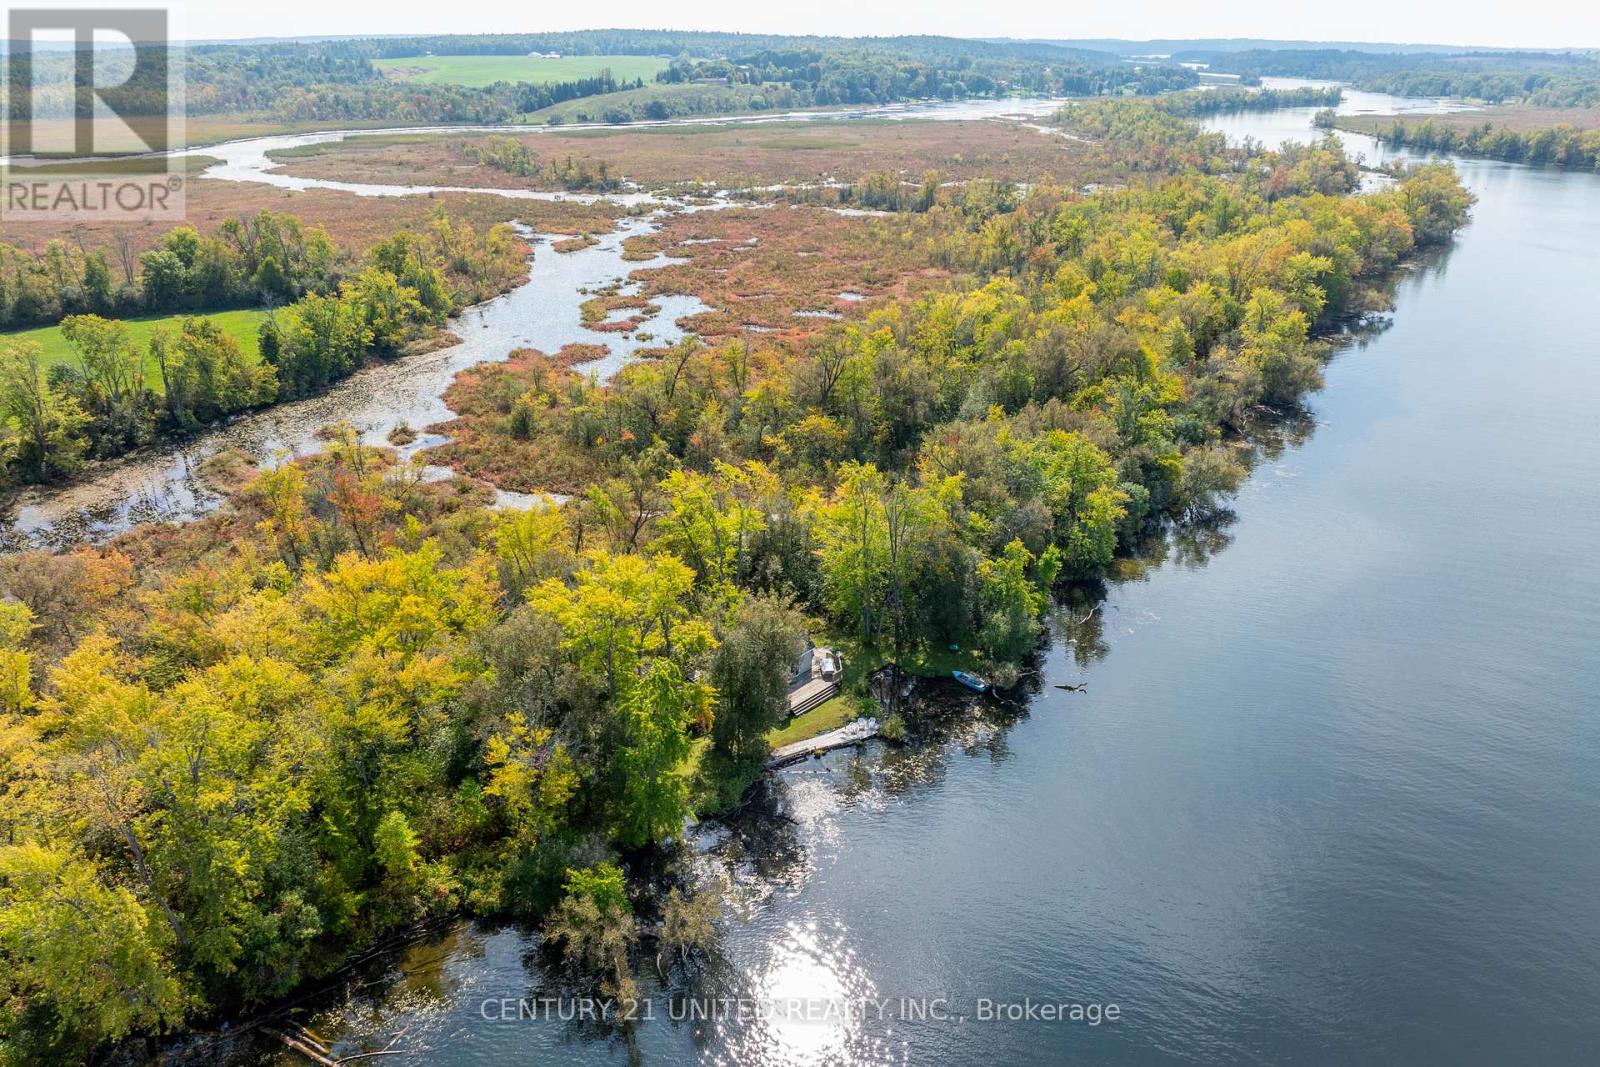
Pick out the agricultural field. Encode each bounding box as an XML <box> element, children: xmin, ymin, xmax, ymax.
<box><xmin>374</xmin><ymin>53</ymin><xmax>668</xmax><ymax>88</ymax></box>
<box><xmin>2</xmin><ymin>308</ymin><xmax>268</xmax><ymax>387</ymax></box>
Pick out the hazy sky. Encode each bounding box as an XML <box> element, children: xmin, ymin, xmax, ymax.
<box><xmin>173</xmin><ymin>0</ymin><xmax>1595</xmax><ymax>51</ymax></box>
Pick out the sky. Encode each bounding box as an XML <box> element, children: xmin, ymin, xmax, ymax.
<box><xmin>169</xmin><ymin>0</ymin><xmax>1596</xmax><ymax>51</ymax></box>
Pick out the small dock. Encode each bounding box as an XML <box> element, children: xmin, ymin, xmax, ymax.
<box><xmin>766</xmin><ymin>718</ymin><xmax>881</xmax><ymax>770</ymax></box>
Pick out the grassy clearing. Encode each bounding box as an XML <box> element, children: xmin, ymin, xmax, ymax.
<box><xmin>375</xmin><ymin>54</ymin><xmax>667</xmax><ymax>88</ymax></box>
<box><xmin>766</xmin><ymin>695</ymin><xmax>864</xmax><ymax>749</ymax></box>
<box><xmin>1</xmin><ymin>308</ymin><xmax>268</xmax><ymax>388</ymax></box>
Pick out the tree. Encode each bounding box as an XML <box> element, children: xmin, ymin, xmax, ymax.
<box><xmin>0</xmin><ymin>844</ymin><xmax>185</xmax><ymax>1061</ymax></box>
<box><xmin>708</xmin><ymin>596</ymin><xmax>807</xmax><ymax>765</ymax></box>
<box><xmin>483</xmin><ymin>713</ymin><xmax>578</xmax><ymax>847</ymax></box>
<box><xmin>0</xmin><ymin>341</ymin><xmax>89</xmax><ymax>483</ymax></box>
<box><xmin>154</xmin><ymin>318</ymin><xmax>276</xmax><ymax>428</ymax></box>
<box><xmin>60</xmin><ymin>314</ymin><xmax>150</xmax><ymax>450</ymax></box>
<box><xmin>492</xmin><ymin>505</ymin><xmax>573</xmax><ymax>596</ymax></box>
<box><xmin>343</xmin><ymin>268</ymin><xmax>426</xmax><ymax>355</ymax></box>
<box><xmin>582</xmin><ymin>442</ymin><xmax>671</xmax><ymax>552</ymax></box>
<box><xmin>527</xmin><ymin>551</ymin><xmax>709</xmax><ymax>697</ymax></box>
<box><xmin>814</xmin><ymin>463</ymin><xmax>954</xmax><ymax>651</ymax></box>
<box><xmin>0</xmin><ymin>601</ymin><xmax>33</xmax><ymax>715</ymax></box>
<box><xmin>1239</xmin><ymin>288</ymin><xmax>1320</xmax><ymax>408</ymax></box>
<box><xmin>651</xmin><ymin>461</ymin><xmax>771</xmax><ymax>604</ymax></box>
<box><xmin>81</xmin><ymin>253</ymin><xmax>114</xmax><ymax>312</ymax></box>
<box><xmin>612</xmin><ymin>658</ymin><xmax>710</xmax><ymax>847</ymax></box>
<box><xmin>976</xmin><ymin>539</ymin><xmax>1045</xmax><ymax>661</ymax></box>
<box><xmin>273</xmin><ymin>293</ymin><xmax>371</xmax><ymax>398</ymax></box>
<box><xmin>814</xmin><ymin>462</ymin><xmax>890</xmax><ymax>644</ymax></box>
<box><xmin>547</xmin><ymin>864</ymin><xmax>637</xmax><ymax>1002</ymax></box>
<box><xmin>1010</xmin><ymin>430</ymin><xmax>1128</xmax><ymax>578</ymax></box>
<box><xmin>659</xmin><ymin>885</ymin><xmax>720</xmax><ymax>966</ymax></box>
<box><xmin>252</xmin><ymin>458</ymin><xmax>312</xmax><ymax>569</ymax></box>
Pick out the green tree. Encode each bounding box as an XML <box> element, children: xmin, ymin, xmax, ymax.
<box><xmin>709</xmin><ymin>595</ymin><xmax>807</xmax><ymax>765</ymax></box>
<box><xmin>547</xmin><ymin>864</ymin><xmax>637</xmax><ymax>1001</ymax></box>
<box><xmin>343</xmin><ymin>268</ymin><xmax>426</xmax><ymax>355</ymax></box>
<box><xmin>60</xmin><ymin>314</ymin><xmax>150</xmax><ymax>450</ymax></box>
<box><xmin>976</xmin><ymin>539</ymin><xmax>1046</xmax><ymax>661</ymax></box>
<box><xmin>0</xmin><ymin>341</ymin><xmax>89</xmax><ymax>483</ymax></box>
<box><xmin>612</xmin><ymin>658</ymin><xmax>710</xmax><ymax>847</ymax></box>
<box><xmin>0</xmin><ymin>844</ymin><xmax>185</xmax><ymax>1062</ymax></box>
<box><xmin>527</xmin><ymin>551</ymin><xmax>709</xmax><ymax>697</ymax></box>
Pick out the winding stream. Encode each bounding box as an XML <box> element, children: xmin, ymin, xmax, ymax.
<box><xmin>173</xmin><ymin>86</ymin><xmax>1600</xmax><ymax>1066</ymax></box>
<box><xmin>2</xmin><ymin>220</ymin><xmax>711</xmax><ymax>547</ymax></box>
<box><xmin>1</xmin><ymin>96</ymin><xmax>1066</xmax><ymax>548</ymax></box>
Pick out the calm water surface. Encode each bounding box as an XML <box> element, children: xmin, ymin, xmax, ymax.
<box><xmin>173</xmin><ymin>95</ymin><xmax>1600</xmax><ymax>1065</ymax></box>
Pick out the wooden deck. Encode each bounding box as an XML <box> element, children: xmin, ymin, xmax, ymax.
<box><xmin>787</xmin><ymin>676</ymin><xmax>840</xmax><ymax>717</ymax></box>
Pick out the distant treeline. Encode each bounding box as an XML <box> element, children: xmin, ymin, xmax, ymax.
<box><xmin>183</xmin><ymin>44</ymin><xmax>632</xmax><ymax>123</ymax></box>
<box><xmin>79</xmin><ymin>31</ymin><xmax>1198</xmax><ymax>126</ymax></box>
<box><xmin>654</xmin><ymin>44</ymin><xmax>1197</xmax><ymax>102</ymax></box>
<box><xmin>1154</xmin><ymin>86</ymin><xmax>1343</xmax><ymax>116</ymax></box>
<box><xmin>1186</xmin><ymin>49</ymin><xmax>1600</xmax><ymax>107</ymax></box>
<box><xmin>1352</xmin><ymin>117</ymin><xmax>1600</xmax><ymax>170</ymax></box>
<box><xmin>4</xmin><ymin>45</ymin><xmax>634</xmax><ymax>124</ymax></box>
<box><xmin>367</xmin><ymin>30</ymin><xmax>1164</xmax><ymax>67</ymax></box>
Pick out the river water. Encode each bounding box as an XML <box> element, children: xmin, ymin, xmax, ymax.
<box><xmin>89</xmin><ymin>91</ymin><xmax>1600</xmax><ymax>1063</ymax></box>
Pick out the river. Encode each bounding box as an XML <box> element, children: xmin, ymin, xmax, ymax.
<box><xmin>98</xmin><ymin>91</ymin><xmax>1600</xmax><ymax>1063</ymax></box>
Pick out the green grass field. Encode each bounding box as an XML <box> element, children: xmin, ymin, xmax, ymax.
<box><xmin>1</xmin><ymin>309</ymin><xmax>268</xmax><ymax>389</ymax></box>
<box><xmin>374</xmin><ymin>54</ymin><xmax>667</xmax><ymax>89</ymax></box>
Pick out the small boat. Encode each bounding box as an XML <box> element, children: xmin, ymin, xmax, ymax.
<box><xmin>952</xmin><ymin>670</ymin><xmax>990</xmax><ymax>693</ymax></box>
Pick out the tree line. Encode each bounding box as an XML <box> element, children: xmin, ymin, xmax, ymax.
<box><xmin>657</xmin><ymin>45</ymin><xmax>1196</xmax><ymax>103</ymax></box>
<box><xmin>1155</xmin><ymin>85</ymin><xmax>1343</xmax><ymax>116</ymax></box>
<box><xmin>1188</xmin><ymin>48</ymin><xmax>1600</xmax><ymax>108</ymax></box>
<box><xmin>0</xmin><ymin>212</ymin><xmax>526</xmax><ymax>487</ymax></box>
<box><xmin>130</xmin><ymin>32</ymin><xmax>1203</xmax><ymax>126</ymax></box>
<box><xmin>0</xmin><ymin>212</ymin><xmax>334</xmax><ymax>332</ymax></box>
<box><xmin>1341</xmin><ymin>116</ymin><xmax>1600</xmax><ymax>170</ymax></box>
<box><xmin>461</xmin><ymin>137</ymin><xmax>622</xmax><ymax>190</ymax></box>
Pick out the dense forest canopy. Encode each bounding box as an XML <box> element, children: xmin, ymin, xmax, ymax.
<box><xmin>1154</xmin><ymin>85</ymin><xmax>1344</xmax><ymax>116</ymax></box>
